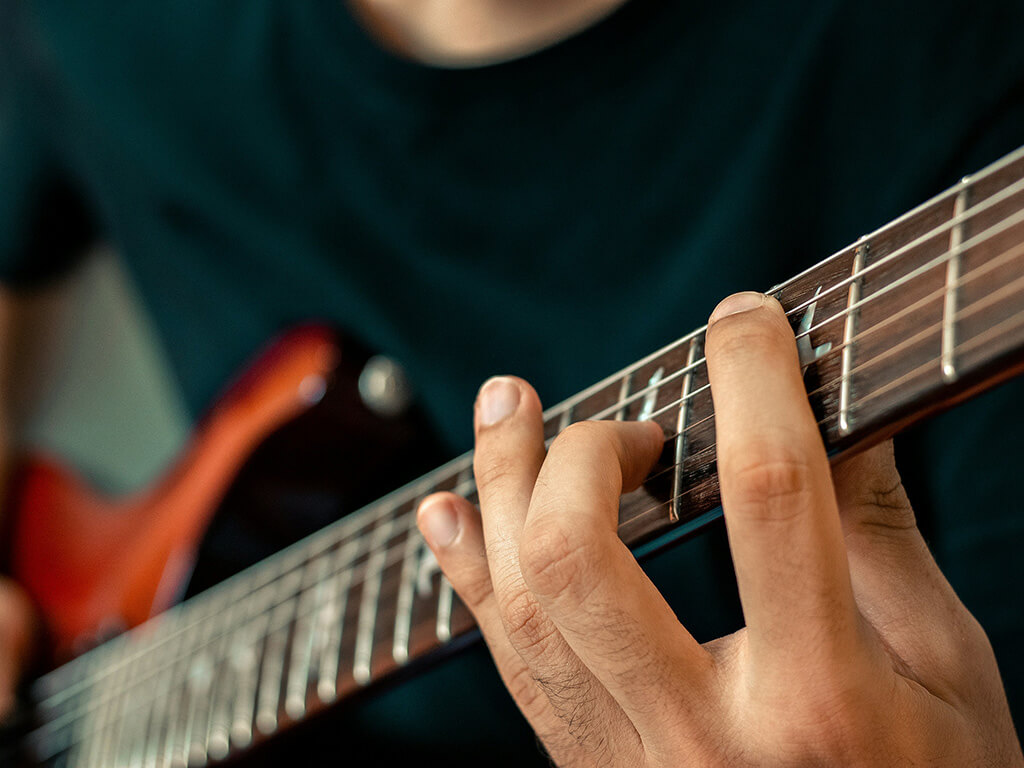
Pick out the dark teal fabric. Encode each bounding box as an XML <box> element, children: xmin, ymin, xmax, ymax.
<box><xmin>3</xmin><ymin>1</ymin><xmax>1023</xmax><ymax>762</ymax></box>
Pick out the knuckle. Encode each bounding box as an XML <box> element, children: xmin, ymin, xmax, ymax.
<box><xmin>473</xmin><ymin>451</ymin><xmax>520</xmax><ymax>492</ymax></box>
<box><xmin>548</xmin><ymin>421</ymin><xmax>618</xmax><ymax>467</ymax></box>
<box><xmin>762</xmin><ymin>676</ymin><xmax>886</xmax><ymax>760</ymax></box>
<box><xmin>451</xmin><ymin>562</ymin><xmax>495</xmax><ymax>613</ymax></box>
<box><xmin>520</xmin><ymin>519</ymin><xmax>595</xmax><ymax>604</ymax></box>
<box><xmin>849</xmin><ymin>477</ymin><xmax>917</xmax><ymax>535</ymax></box>
<box><xmin>500</xmin><ymin>586</ymin><xmax>557</xmax><ymax>656</ymax></box>
<box><xmin>727</xmin><ymin>444</ymin><xmax>816</xmax><ymax>524</ymax></box>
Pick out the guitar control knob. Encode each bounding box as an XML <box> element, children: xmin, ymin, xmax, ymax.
<box><xmin>358</xmin><ymin>355</ymin><xmax>413</xmax><ymax>418</ymax></box>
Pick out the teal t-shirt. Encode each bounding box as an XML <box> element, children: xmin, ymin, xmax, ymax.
<box><xmin>3</xmin><ymin>1</ymin><xmax>1024</xmax><ymax>762</ymax></box>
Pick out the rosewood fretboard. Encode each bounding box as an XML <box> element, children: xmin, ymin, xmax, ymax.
<box><xmin>24</xmin><ymin>144</ymin><xmax>1024</xmax><ymax>767</ymax></box>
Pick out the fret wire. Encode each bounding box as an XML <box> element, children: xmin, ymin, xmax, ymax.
<box><xmin>629</xmin><ymin>276</ymin><xmax>1024</xmax><ymax>527</ymax></box>
<box><xmin>589</xmin><ymin>244</ymin><xmax>1024</xmax><ymax>497</ymax></box>
<box><xmin>942</xmin><ymin>183</ymin><xmax>970</xmax><ymax>381</ymax></box>
<box><xmin>627</xmin><ymin>322</ymin><xmax>1022</xmax><ymax>528</ymax></box>
<box><xmin>180</xmin><ymin>616</ymin><xmax>218</xmax><ymax>765</ymax></box>
<box><xmin>48</xmin><ymin>548</ymin><xmax>364</xmax><ymax>761</ymax></box>
<box><xmin>284</xmin><ymin>553</ymin><xmax>330</xmax><ymax>720</ymax></box>
<box><xmin>159</xmin><ymin>644</ymin><xmax>187</xmax><ymax>768</ymax></box>
<box><xmin>436</xmin><ymin>577</ymin><xmax>456</xmax><ymax>643</ymax></box>
<box><xmin>126</xmin><ymin>645</ymin><xmax>164</xmax><ymax>766</ymax></box>
<box><xmin>538</xmin><ymin>145</ymin><xmax>1024</xmax><ymax>433</ymax></box>
<box><xmin>34</xmin><ymin>282</ymin><xmax>1024</xmax><ymax>765</ymax></box>
<box><xmin>207</xmin><ymin>598</ymin><xmax>253</xmax><ymax>757</ymax></box>
<box><xmin>839</xmin><ymin>241</ymin><xmax>868</xmax><ymax>434</ymax></box>
<box><xmin>30</xmin><ymin>150</ymin><xmax>1024</xmax><ymax>756</ymax></box>
<box><xmin>589</xmin><ymin>198</ymin><xmax>1024</xmax><ymax>432</ymax></box>
<box><xmin>36</xmin><ymin>565</ymin><xmax>264</xmax><ymax>715</ymax></box>
<box><xmin>393</xmin><ymin>509</ymin><xmax>428</xmax><ymax>665</ymax></box>
<box><xmin>615</xmin><ymin>372</ymin><xmax>633</xmax><ymax>420</ymax></box>
<box><xmin>762</xmin><ymin>170</ymin><xmax>1024</xmax><ymax>338</ymax></box>
<box><xmin>230</xmin><ymin>609</ymin><xmax>269</xmax><ymax>748</ymax></box>
<box><xmin>34</xmin><ymin>452</ymin><xmax>478</xmax><ymax>713</ymax></box>
<box><xmin>851</xmin><ymin>280</ymin><xmax>1024</xmax><ymax>412</ymax></box>
<box><xmin>37</xmin><ymin>265</ymin><xmax>1024</xmax><ymax>762</ymax></box>
<box><xmin>33</xmin><ymin>495</ymin><xmax>415</xmax><ymax>720</ymax></box>
<box><xmin>35</xmin><ymin>236</ymin><xmax>1024</xmax><ymax>754</ymax></box>
<box><xmin>541</xmin><ymin>162</ymin><xmax>1024</xmax><ymax>431</ymax></box>
<box><xmin>541</xmin><ymin>178</ymin><xmax>1024</xmax><ymax>438</ymax></box>
<box><xmin>42</xmin><ymin>523</ymin><xmax>425</xmax><ymax>757</ymax></box>
<box><xmin>196</xmin><ymin>610</ymin><xmax>238</xmax><ymax>763</ymax></box>
<box><xmin>223</xmin><ymin>589</ymin><xmax>270</xmax><ymax>753</ymax></box>
<box><xmin>33</xmin><ymin>519</ymin><xmax>414</xmax><ymax>750</ymax></box>
<box><xmin>670</xmin><ymin>337</ymin><xmax>701</xmax><ymax>522</ymax></box>
<box><xmin>353</xmin><ymin>512</ymin><xmax>401</xmax><ymax>685</ymax></box>
<box><xmin>35</xmin><ymin>146</ymin><xmax>1024</xmax><ymax>718</ymax></box>
<box><xmin>316</xmin><ymin>540</ymin><xmax>359</xmax><ymax>703</ymax></box>
<box><xmin>559</xmin><ymin>403</ymin><xmax>573</xmax><ymax>432</ymax></box>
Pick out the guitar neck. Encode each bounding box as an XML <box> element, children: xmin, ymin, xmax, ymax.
<box><xmin>24</xmin><ymin>145</ymin><xmax>1024</xmax><ymax>766</ymax></box>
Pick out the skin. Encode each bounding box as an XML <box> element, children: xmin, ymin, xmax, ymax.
<box><xmin>417</xmin><ymin>292</ymin><xmax>1024</xmax><ymax>766</ymax></box>
<box><xmin>0</xmin><ymin>292</ymin><xmax>36</xmax><ymax>719</ymax></box>
<box><xmin>349</xmin><ymin>0</ymin><xmax>628</xmax><ymax>66</ymax></box>
<box><xmin>0</xmin><ymin>6</ymin><xmax>1018</xmax><ymax>756</ymax></box>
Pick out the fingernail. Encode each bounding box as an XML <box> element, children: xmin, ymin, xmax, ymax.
<box><xmin>709</xmin><ymin>291</ymin><xmax>765</xmax><ymax>324</ymax></box>
<box><xmin>420</xmin><ymin>497</ymin><xmax>459</xmax><ymax>549</ymax></box>
<box><xmin>477</xmin><ymin>377</ymin><xmax>520</xmax><ymax>427</ymax></box>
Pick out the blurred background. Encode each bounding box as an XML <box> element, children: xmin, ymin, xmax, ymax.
<box><xmin>4</xmin><ymin>246</ymin><xmax>188</xmax><ymax>497</ymax></box>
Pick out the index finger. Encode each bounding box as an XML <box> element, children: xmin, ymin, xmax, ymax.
<box><xmin>704</xmin><ymin>292</ymin><xmax>861</xmax><ymax>670</ymax></box>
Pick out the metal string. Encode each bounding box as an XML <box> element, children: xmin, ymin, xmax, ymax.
<box><xmin>30</xmin><ymin>147</ymin><xmax>1024</xmax><ymax>753</ymax></box>
<box><xmin>33</xmin><ymin>178</ymin><xmax>1024</xmax><ymax>753</ymax></box>
<box><xmin>41</xmin><ymin>154</ymin><xmax>1024</xmax><ymax>716</ymax></box>
<box><xmin>33</xmin><ymin>233</ymin><xmax>1024</xmax><ymax>760</ymax></box>
<box><xmin>636</xmin><ymin>259</ymin><xmax>1024</xmax><ymax>499</ymax></box>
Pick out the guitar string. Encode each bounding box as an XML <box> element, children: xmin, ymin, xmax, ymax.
<box><xmin>36</xmin><ymin>294</ymin><xmax>1024</xmax><ymax>764</ymax></box>
<box><xmin>637</xmin><ymin>233</ymin><xmax>1024</xmax><ymax>484</ymax></box>
<box><xmin>31</xmin><ymin>178</ymin><xmax>1024</xmax><ymax>738</ymax></box>
<box><xmin>539</xmin><ymin>144</ymin><xmax>1024</xmax><ymax>435</ymax></box>
<box><xmin>34</xmin><ymin>280</ymin><xmax>1024</xmax><ymax>765</ymax></box>
<box><xmin>536</xmin><ymin>172</ymin><xmax>1024</xmax><ymax>441</ymax></box>
<box><xmin>623</xmin><ymin>300</ymin><xmax>1024</xmax><ymax>527</ymax></box>
<box><xmin>27</xmin><ymin>511</ymin><xmax>435</xmax><ymax>759</ymax></box>
<box><xmin>34</xmin><ymin>223</ymin><xmax>1024</xmax><ymax>756</ymax></box>
<box><xmin>30</xmin><ymin>157</ymin><xmax>1024</xmax><ymax>739</ymax></box>
<box><xmin>578</xmin><ymin>207</ymin><xmax>1024</xmax><ymax>436</ymax></box>
<box><xmin>34</xmin><ymin>244</ymin><xmax>1024</xmax><ymax>758</ymax></box>
<box><xmin>38</xmin><ymin>158</ymin><xmax>1024</xmax><ymax>710</ymax></box>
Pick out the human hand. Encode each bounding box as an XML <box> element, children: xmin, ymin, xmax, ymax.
<box><xmin>0</xmin><ymin>575</ymin><xmax>35</xmax><ymax>721</ymax></box>
<box><xmin>416</xmin><ymin>292</ymin><xmax>1023</xmax><ymax>766</ymax></box>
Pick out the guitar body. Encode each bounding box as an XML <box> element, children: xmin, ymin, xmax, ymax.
<box><xmin>7</xmin><ymin>326</ymin><xmax>342</xmax><ymax>661</ymax></box>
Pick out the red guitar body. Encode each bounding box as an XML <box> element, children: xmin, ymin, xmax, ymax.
<box><xmin>7</xmin><ymin>327</ymin><xmax>342</xmax><ymax>661</ymax></box>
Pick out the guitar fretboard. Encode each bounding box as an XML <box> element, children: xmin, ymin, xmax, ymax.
<box><xmin>25</xmin><ymin>145</ymin><xmax>1024</xmax><ymax>767</ymax></box>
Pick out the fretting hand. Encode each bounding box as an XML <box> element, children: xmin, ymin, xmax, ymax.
<box><xmin>417</xmin><ymin>291</ymin><xmax>1022</xmax><ymax>766</ymax></box>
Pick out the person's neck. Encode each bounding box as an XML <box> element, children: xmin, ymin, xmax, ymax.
<box><xmin>347</xmin><ymin>0</ymin><xmax>629</xmax><ymax>67</ymax></box>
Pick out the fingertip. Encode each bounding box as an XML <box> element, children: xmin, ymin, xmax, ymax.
<box><xmin>475</xmin><ymin>376</ymin><xmax>522</xmax><ymax>428</ymax></box>
<box><xmin>640</xmin><ymin>416</ymin><xmax>667</xmax><ymax>445</ymax></box>
<box><xmin>474</xmin><ymin>375</ymin><xmax>543</xmax><ymax>431</ymax></box>
<box><xmin>708</xmin><ymin>291</ymin><xmax>767</xmax><ymax>325</ymax></box>
<box><xmin>417</xmin><ymin>493</ymin><xmax>462</xmax><ymax>550</ymax></box>
<box><xmin>630</xmin><ymin>418</ymin><xmax>669</xmax><ymax>473</ymax></box>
